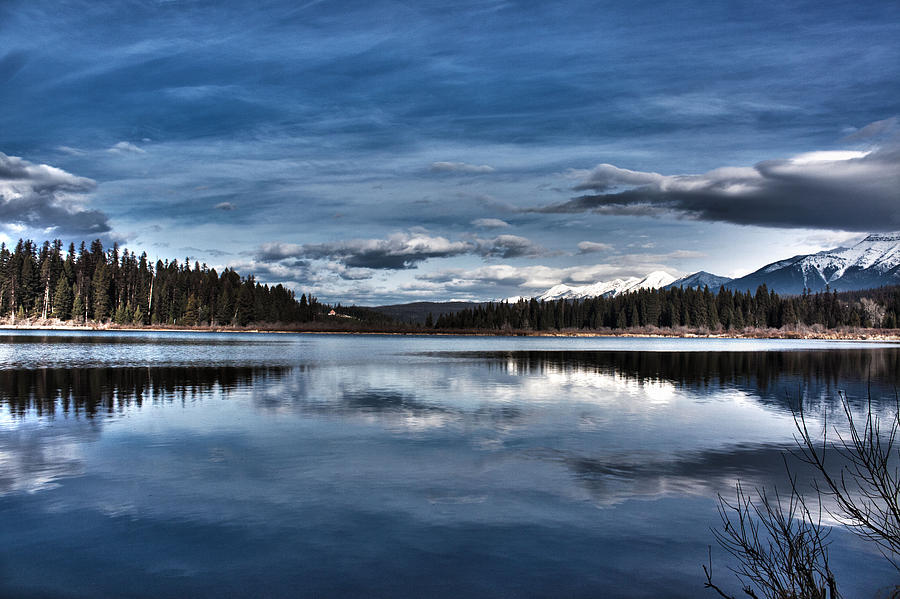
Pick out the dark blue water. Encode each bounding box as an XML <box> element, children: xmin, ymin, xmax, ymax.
<box><xmin>0</xmin><ymin>331</ymin><xmax>898</xmax><ymax>598</ymax></box>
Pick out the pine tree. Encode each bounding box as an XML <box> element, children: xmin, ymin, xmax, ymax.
<box><xmin>72</xmin><ymin>292</ymin><xmax>85</xmax><ymax>323</ymax></box>
<box><xmin>235</xmin><ymin>280</ymin><xmax>255</xmax><ymax>326</ymax></box>
<box><xmin>133</xmin><ymin>303</ymin><xmax>145</xmax><ymax>325</ymax></box>
<box><xmin>114</xmin><ymin>303</ymin><xmax>130</xmax><ymax>325</ymax></box>
<box><xmin>92</xmin><ymin>262</ymin><xmax>111</xmax><ymax>322</ymax></box>
<box><xmin>52</xmin><ymin>278</ymin><xmax>73</xmax><ymax>320</ymax></box>
<box><xmin>183</xmin><ymin>294</ymin><xmax>199</xmax><ymax>326</ymax></box>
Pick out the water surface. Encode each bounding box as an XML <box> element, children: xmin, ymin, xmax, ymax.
<box><xmin>1</xmin><ymin>332</ymin><xmax>898</xmax><ymax>598</ymax></box>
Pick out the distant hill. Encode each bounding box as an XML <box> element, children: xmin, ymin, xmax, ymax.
<box><xmin>371</xmin><ymin>301</ymin><xmax>483</xmax><ymax>324</ymax></box>
<box><xmin>665</xmin><ymin>271</ymin><xmax>732</xmax><ymax>292</ymax></box>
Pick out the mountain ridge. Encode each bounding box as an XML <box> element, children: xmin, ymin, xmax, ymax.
<box><xmin>664</xmin><ymin>271</ymin><xmax>732</xmax><ymax>292</ymax></box>
<box><xmin>504</xmin><ymin>233</ymin><xmax>900</xmax><ymax>302</ymax></box>
<box><xmin>726</xmin><ymin>233</ymin><xmax>900</xmax><ymax>294</ymax></box>
<box><xmin>506</xmin><ymin>270</ymin><xmax>676</xmax><ymax>302</ymax></box>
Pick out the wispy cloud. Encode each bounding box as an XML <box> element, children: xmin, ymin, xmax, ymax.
<box><xmin>429</xmin><ymin>161</ymin><xmax>495</xmax><ymax>174</ymax></box>
<box><xmin>56</xmin><ymin>145</ymin><xmax>86</xmax><ymax>156</ymax></box>
<box><xmin>180</xmin><ymin>246</ymin><xmax>232</xmax><ymax>258</ymax></box>
<box><xmin>108</xmin><ymin>141</ymin><xmax>146</xmax><ymax>154</ymax></box>
<box><xmin>471</xmin><ymin>218</ymin><xmax>509</xmax><ymax>229</ymax></box>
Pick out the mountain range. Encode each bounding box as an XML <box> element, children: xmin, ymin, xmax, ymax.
<box><xmin>373</xmin><ymin>233</ymin><xmax>900</xmax><ymax>322</ymax></box>
<box><xmin>507</xmin><ymin>271</ymin><xmax>676</xmax><ymax>302</ymax></box>
<box><xmin>511</xmin><ymin>233</ymin><xmax>900</xmax><ymax>300</ymax></box>
<box><xmin>724</xmin><ymin>233</ymin><xmax>900</xmax><ymax>295</ymax></box>
<box><xmin>666</xmin><ymin>271</ymin><xmax>732</xmax><ymax>293</ymax></box>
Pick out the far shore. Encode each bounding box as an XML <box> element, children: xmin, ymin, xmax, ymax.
<box><xmin>2</xmin><ymin>318</ymin><xmax>900</xmax><ymax>341</ymax></box>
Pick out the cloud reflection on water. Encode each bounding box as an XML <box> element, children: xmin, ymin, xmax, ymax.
<box><xmin>1</xmin><ymin>345</ymin><xmax>899</xmax><ymax>597</ymax></box>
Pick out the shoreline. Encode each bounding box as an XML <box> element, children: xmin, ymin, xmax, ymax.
<box><xmin>2</xmin><ymin>320</ymin><xmax>900</xmax><ymax>341</ymax></box>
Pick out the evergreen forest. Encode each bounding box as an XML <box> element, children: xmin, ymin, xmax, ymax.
<box><xmin>0</xmin><ymin>238</ymin><xmax>323</xmax><ymax>326</ymax></box>
<box><xmin>432</xmin><ymin>285</ymin><xmax>900</xmax><ymax>332</ymax></box>
<box><xmin>4</xmin><ymin>237</ymin><xmax>900</xmax><ymax>333</ymax></box>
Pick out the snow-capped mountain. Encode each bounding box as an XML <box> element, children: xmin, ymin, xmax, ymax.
<box><xmin>727</xmin><ymin>233</ymin><xmax>900</xmax><ymax>294</ymax></box>
<box><xmin>503</xmin><ymin>233</ymin><xmax>900</xmax><ymax>303</ymax></box>
<box><xmin>665</xmin><ymin>271</ymin><xmax>732</xmax><ymax>292</ymax></box>
<box><xmin>508</xmin><ymin>271</ymin><xmax>676</xmax><ymax>302</ymax></box>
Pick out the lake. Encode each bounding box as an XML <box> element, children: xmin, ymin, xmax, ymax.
<box><xmin>1</xmin><ymin>331</ymin><xmax>898</xmax><ymax>598</ymax></box>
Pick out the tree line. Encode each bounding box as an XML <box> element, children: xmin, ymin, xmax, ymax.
<box><xmin>8</xmin><ymin>237</ymin><xmax>899</xmax><ymax>332</ymax></box>
<box><xmin>0</xmin><ymin>238</ymin><xmax>323</xmax><ymax>326</ymax></box>
<box><xmin>433</xmin><ymin>285</ymin><xmax>900</xmax><ymax>331</ymax></box>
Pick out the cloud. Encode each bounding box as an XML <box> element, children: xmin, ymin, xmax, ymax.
<box><xmin>255</xmin><ymin>231</ymin><xmax>545</xmax><ymax>271</ymax></box>
<box><xmin>107</xmin><ymin>141</ymin><xmax>146</xmax><ymax>154</ymax></box>
<box><xmin>795</xmin><ymin>230</ymin><xmax>866</xmax><ymax>250</ymax></box>
<box><xmin>571</xmin><ymin>164</ymin><xmax>664</xmax><ymax>192</ymax></box>
<box><xmin>473</xmin><ymin>234</ymin><xmax>544</xmax><ymax>259</ymax></box>
<box><xmin>215</xmin><ymin>201</ymin><xmax>236</xmax><ymax>210</ymax></box>
<box><xmin>429</xmin><ymin>161</ymin><xmax>495</xmax><ymax>174</ymax></box>
<box><xmin>418</xmin><ymin>260</ymin><xmax>680</xmax><ymax>293</ymax></box>
<box><xmin>336</xmin><ymin>266</ymin><xmax>374</xmax><ymax>281</ymax></box>
<box><xmin>277</xmin><ymin>233</ymin><xmax>474</xmax><ymax>270</ymax></box>
<box><xmin>664</xmin><ymin>250</ymin><xmax>706</xmax><ymax>260</ymax></box>
<box><xmin>406</xmin><ymin>247</ymin><xmax>702</xmax><ymax>300</ymax></box>
<box><xmin>56</xmin><ymin>145</ymin><xmax>86</xmax><ymax>156</ymax></box>
<box><xmin>256</xmin><ymin>242</ymin><xmax>305</xmax><ymax>262</ymax></box>
<box><xmin>227</xmin><ymin>258</ymin><xmax>313</xmax><ymax>287</ymax></box>
<box><xmin>537</xmin><ymin>141</ymin><xmax>900</xmax><ymax>231</ymax></box>
<box><xmin>0</xmin><ymin>151</ymin><xmax>112</xmax><ymax>236</ymax></box>
<box><xmin>841</xmin><ymin>117</ymin><xmax>899</xmax><ymax>142</ymax></box>
<box><xmin>577</xmin><ymin>241</ymin><xmax>614</xmax><ymax>254</ymax></box>
<box><xmin>179</xmin><ymin>246</ymin><xmax>232</xmax><ymax>258</ymax></box>
<box><xmin>471</xmin><ymin>218</ymin><xmax>509</xmax><ymax>229</ymax></box>
<box><xmin>418</xmin><ymin>264</ymin><xmax>536</xmax><ymax>287</ymax></box>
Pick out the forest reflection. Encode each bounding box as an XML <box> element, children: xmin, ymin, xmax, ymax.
<box><xmin>0</xmin><ymin>366</ymin><xmax>289</xmax><ymax>418</ymax></box>
<box><xmin>4</xmin><ymin>349</ymin><xmax>899</xmax><ymax>421</ymax></box>
<box><xmin>455</xmin><ymin>349</ymin><xmax>900</xmax><ymax>410</ymax></box>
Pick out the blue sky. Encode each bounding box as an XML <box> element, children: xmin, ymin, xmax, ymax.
<box><xmin>1</xmin><ymin>0</ymin><xmax>898</xmax><ymax>303</ymax></box>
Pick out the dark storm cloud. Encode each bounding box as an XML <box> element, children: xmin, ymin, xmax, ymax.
<box><xmin>0</xmin><ymin>151</ymin><xmax>111</xmax><ymax>236</ymax></box>
<box><xmin>537</xmin><ymin>146</ymin><xmax>900</xmax><ymax>231</ymax></box>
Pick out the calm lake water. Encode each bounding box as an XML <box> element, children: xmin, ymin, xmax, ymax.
<box><xmin>1</xmin><ymin>331</ymin><xmax>898</xmax><ymax>598</ymax></box>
